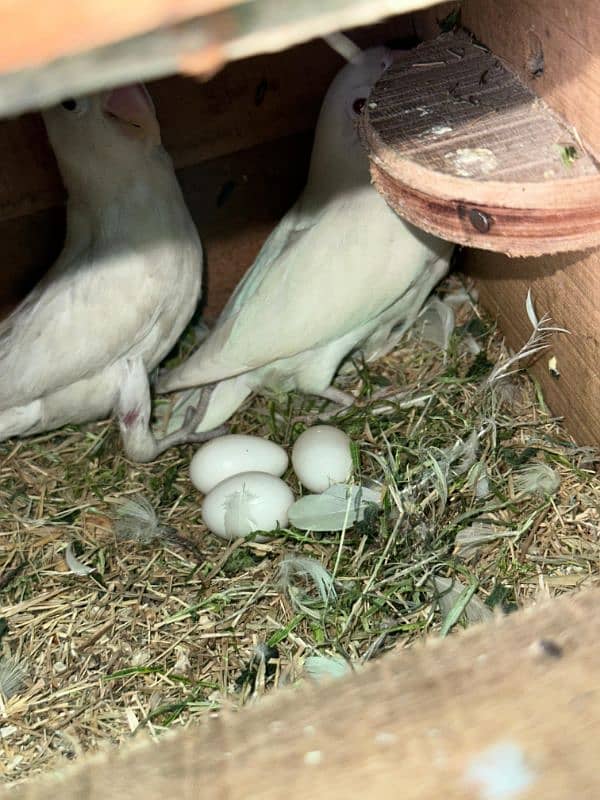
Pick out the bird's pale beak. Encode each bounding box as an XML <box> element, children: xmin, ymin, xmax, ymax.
<box><xmin>103</xmin><ymin>83</ymin><xmax>161</xmax><ymax>143</ymax></box>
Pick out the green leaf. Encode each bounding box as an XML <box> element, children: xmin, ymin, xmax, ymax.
<box><xmin>288</xmin><ymin>483</ymin><xmax>381</xmax><ymax>531</ymax></box>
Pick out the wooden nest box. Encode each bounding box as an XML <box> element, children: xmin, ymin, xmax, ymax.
<box><xmin>0</xmin><ymin>1</ymin><xmax>598</xmax><ymax>798</ymax></box>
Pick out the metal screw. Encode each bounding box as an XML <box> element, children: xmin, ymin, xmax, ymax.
<box><xmin>469</xmin><ymin>208</ymin><xmax>492</xmax><ymax>233</ymax></box>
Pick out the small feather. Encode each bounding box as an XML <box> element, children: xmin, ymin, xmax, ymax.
<box><xmin>475</xmin><ymin>474</ymin><xmax>490</xmax><ymax>498</ymax></box>
<box><xmin>278</xmin><ymin>556</ymin><xmax>336</xmax><ymax>617</ymax></box>
<box><xmin>161</xmin><ymin>388</ymin><xmax>203</xmax><ymax>436</ymax></box>
<box><xmin>463</xmin><ymin>334</ymin><xmax>482</xmax><ymax>355</ymax></box>
<box><xmin>514</xmin><ymin>464</ymin><xmax>561</xmax><ymax>496</ymax></box>
<box><xmin>455</xmin><ymin>431</ymin><xmax>479</xmax><ymax>475</ymax></box>
<box><xmin>0</xmin><ymin>657</ymin><xmax>26</xmax><ymax>699</ymax></box>
<box><xmin>223</xmin><ymin>487</ymin><xmax>259</xmax><ymax>538</ymax></box>
<box><xmin>303</xmin><ymin>654</ymin><xmax>352</xmax><ymax>683</ymax></box>
<box><xmin>487</xmin><ymin>292</ymin><xmax>568</xmax><ymax>386</ymax></box>
<box><xmin>173</xmin><ymin>647</ymin><xmax>192</xmax><ymax>675</ymax></box>
<box><xmin>115</xmin><ymin>494</ymin><xmax>162</xmax><ymax>543</ymax></box>
<box><xmin>416</xmin><ymin>297</ymin><xmax>455</xmax><ymax>351</ymax></box>
<box><xmin>525</xmin><ymin>288</ymin><xmax>538</xmax><ymax>328</ymax></box>
<box><xmin>467</xmin><ymin>462</ymin><xmax>491</xmax><ymax>499</ymax></box>
<box><xmin>428</xmin><ymin>454</ymin><xmax>448</xmax><ymax>514</ymax></box>
<box><xmin>64</xmin><ymin>543</ymin><xmax>94</xmax><ymax>576</ymax></box>
<box><xmin>433</xmin><ymin>576</ymin><xmax>493</xmax><ymax>634</ymax></box>
<box><xmin>455</xmin><ymin>523</ymin><xmax>514</xmax><ymax>557</ymax></box>
<box><xmin>288</xmin><ymin>483</ymin><xmax>381</xmax><ymax>531</ymax></box>
<box><xmin>443</xmin><ymin>288</ymin><xmax>473</xmax><ymax>308</ymax></box>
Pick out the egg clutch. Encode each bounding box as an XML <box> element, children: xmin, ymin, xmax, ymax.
<box><xmin>189</xmin><ymin>426</ymin><xmax>354</xmax><ymax>540</ymax></box>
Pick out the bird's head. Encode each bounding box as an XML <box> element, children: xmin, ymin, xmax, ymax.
<box><xmin>307</xmin><ymin>46</ymin><xmax>393</xmax><ymax>192</ymax></box>
<box><xmin>42</xmin><ymin>83</ymin><xmax>164</xmax><ymax>199</ymax></box>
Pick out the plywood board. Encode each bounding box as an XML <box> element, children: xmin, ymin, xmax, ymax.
<box><xmin>0</xmin><ymin>17</ymin><xmax>413</xmax><ymax>318</ymax></box>
<box><xmin>412</xmin><ymin>0</ymin><xmax>600</xmax><ymax>445</ymax></box>
<box><xmin>0</xmin><ymin>15</ymin><xmax>415</xmax><ymax>225</ymax></box>
<box><xmin>0</xmin><ymin>0</ymin><xmax>441</xmax><ymax>117</ymax></box>
<box><xmin>461</xmin><ymin>0</ymin><xmax>600</xmax><ymax>158</ymax></box>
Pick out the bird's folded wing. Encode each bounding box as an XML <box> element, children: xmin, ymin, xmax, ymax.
<box><xmin>160</xmin><ymin>197</ymin><xmax>429</xmax><ymax>392</ymax></box>
<box><xmin>0</xmin><ymin>247</ymin><xmax>169</xmax><ymax>408</ymax></box>
<box><xmin>218</xmin><ymin>199</ymin><xmax>309</xmax><ymax>323</ymax></box>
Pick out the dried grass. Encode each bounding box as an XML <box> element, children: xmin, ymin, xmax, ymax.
<box><xmin>1</xmin><ymin>275</ymin><xmax>598</xmax><ymax>783</ymax></box>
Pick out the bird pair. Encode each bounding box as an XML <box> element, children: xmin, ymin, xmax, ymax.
<box><xmin>0</xmin><ymin>47</ymin><xmax>453</xmax><ymax>463</ymax></box>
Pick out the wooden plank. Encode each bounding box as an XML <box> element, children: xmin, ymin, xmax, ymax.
<box><xmin>412</xmin><ymin>0</ymin><xmax>600</xmax><ymax>445</ymax></box>
<box><xmin>363</xmin><ymin>31</ymin><xmax>600</xmax><ymax>256</ymax></box>
<box><xmin>0</xmin><ymin>16</ymin><xmax>414</xmax><ymax>322</ymax></box>
<box><xmin>0</xmin><ymin>0</ymin><xmax>440</xmax><ymax>118</ymax></box>
<box><xmin>0</xmin><ymin>209</ymin><xmax>64</xmax><ymax>320</ymax></box>
<box><xmin>414</xmin><ymin>0</ymin><xmax>600</xmax><ymax>158</ymax></box>
<box><xmin>462</xmin><ymin>245</ymin><xmax>600</xmax><ymax>446</ymax></box>
<box><xmin>0</xmin><ymin>47</ymin><xmax>333</xmax><ymax>223</ymax></box>
<box><xmin>3</xmin><ymin>587</ymin><xmax>600</xmax><ymax>798</ymax></box>
<box><xmin>182</xmin><ymin>131</ymin><xmax>312</xmax><ymax>321</ymax></box>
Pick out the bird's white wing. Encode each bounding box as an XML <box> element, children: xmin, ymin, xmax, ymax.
<box><xmin>162</xmin><ymin>188</ymin><xmax>442</xmax><ymax>391</ymax></box>
<box><xmin>0</xmin><ymin>242</ymin><xmax>176</xmax><ymax>409</ymax></box>
<box><xmin>218</xmin><ymin>197</ymin><xmax>312</xmax><ymax>323</ymax></box>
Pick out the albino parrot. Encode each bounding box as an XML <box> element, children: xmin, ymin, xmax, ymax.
<box><xmin>157</xmin><ymin>46</ymin><xmax>455</xmax><ymax>431</ymax></box>
<box><xmin>0</xmin><ymin>83</ymin><xmax>216</xmax><ymax>462</ymax></box>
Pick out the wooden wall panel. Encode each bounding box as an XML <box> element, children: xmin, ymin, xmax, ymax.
<box><xmin>463</xmin><ymin>246</ymin><xmax>600</xmax><ymax>446</ymax></box>
<box><xmin>0</xmin><ymin>15</ymin><xmax>414</xmax><ymax>320</ymax></box>
<box><xmin>181</xmin><ymin>132</ymin><xmax>313</xmax><ymax>321</ymax></box>
<box><xmin>413</xmin><ymin>0</ymin><xmax>600</xmax><ymax>446</ymax></box>
<box><xmin>415</xmin><ymin>0</ymin><xmax>600</xmax><ymax>157</ymax></box>
<box><xmin>0</xmin><ymin>45</ymin><xmax>338</xmax><ymax>224</ymax></box>
<box><xmin>459</xmin><ymin>0</ymin><xmax>600</xmax><ymax>446</ymax></box>
<box><xmin>461</xmin><ymin>0</ymin><xmax>600</xmax><ymax>158</ymax></box>
<box><xmin>0</xmin><ymin>14</ymin><xmax>415</xmax><ymax>225</ymax></box>
<box><xmin>0</xmin><ymin>0</ymin><xmax>243</xmax><ymax>74</ymax></box>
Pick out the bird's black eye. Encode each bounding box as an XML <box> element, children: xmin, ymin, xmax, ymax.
<box><xmin>61</xmin><ymin>99</ymin><xmax>78</xmax><ymax>111</ymax></box>
<box><xmin>352</xmin><ymin>97</ymin><xmax>366</xmax><ymax>115</ymax></box>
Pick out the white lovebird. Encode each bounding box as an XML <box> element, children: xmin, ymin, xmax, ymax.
<box><xmin>157</xmin><ymin>47</ymin><xmax>454</xmax><ymax>430</ymax></box>
<box><xmin>0</xmin><ymin>84</ymin><xmax>216</xmax><ymax>461</ymax></box>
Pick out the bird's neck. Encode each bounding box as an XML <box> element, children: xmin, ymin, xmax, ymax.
<box><xmin>65</xmin><ymin>160</ymin><xmax>188</xmax><ymax>247</ymax></box>
<box><xmin>302</xmin><ymin>126</ymin><xmax>370</xmax><ymax>207</ymax></box>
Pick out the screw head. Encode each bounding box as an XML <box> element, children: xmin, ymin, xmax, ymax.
<box><xmin>469</xmin><ymin>208</ymin><xmax>492</xmax><ymax>233</ymax></box>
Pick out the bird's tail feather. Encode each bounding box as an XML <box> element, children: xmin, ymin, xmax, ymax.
<box><xmin>0</xmin><ymin>400</ymin><xmax>42</xmax><ymax>440</ymax></box>
<box><xmin>189</xmin><ymin>375</ymin><xmax>252</xmax><ymax>432</ymax></box>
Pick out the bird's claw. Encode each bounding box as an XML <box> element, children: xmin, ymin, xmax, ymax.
<box><xmin>187</xmin><ymin>424</ymin><xmax>229</xmax><ymax>443</ymax></box>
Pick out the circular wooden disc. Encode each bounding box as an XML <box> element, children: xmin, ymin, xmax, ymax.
<box><xmin>361</xmin><ymin>32</ymin><xmax>600</xmax><ymax>256</ymax></box>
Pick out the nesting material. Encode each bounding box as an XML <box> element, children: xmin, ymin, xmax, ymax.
<box><xmin>0</xmin><ymin>275</ymin><xmax>598</xmax><ymax>784</ymax></box>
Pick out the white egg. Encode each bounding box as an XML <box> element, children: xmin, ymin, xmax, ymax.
<box><xmin>291</xmin><ymin>425</ymin><xmax>353</xmax><ymax>493</ymax></box>
<box><xmin>202</xmin><ymin>471</ymin><xmax>294</xmax><ymax>540</ymax></box>
<box><xmin>190</xmin><ymin>434</ymin><xmax>289</xmax><ymax>494</ymax></box>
